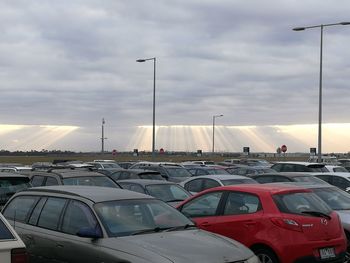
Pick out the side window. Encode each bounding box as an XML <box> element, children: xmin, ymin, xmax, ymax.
<box><xmin>316</xmin><ymin>174</ymin><xmax>331</xmax><ymax>183</ymax></box>
<box><xmin>332</xmin><ymin>177</ymin><xmax>350</xmax><ymax>190</ymax></box>
<box><xmin>28</xmin><ymin>197</ymin><xmax>47</xmax><ymax>226</ymax></box>
<box><xmin>281</xmin><ymin>164</ymin><xmax>295</xmax><ymax>172</ymax></box>
<box><xmin>236</xmin><ymin>168</ymin><xmax>247</xmax><ymax>176</ymax></box>
<box><xmin>0</xmin><ymin>217</ymin><xmax>14</xmax><ymax>240</ymax></box>
<box><xmin>119</xmin><ymin>172</ymin><xmax>131</xmax><ymax>180</ymax></box>
<box><xmin>295</xmin><ymin>165</ymin><xmax>308</xmax><ymax>172</ymax></box>
<box><xmin>45</xmin><ymin>177</ymin><xmax>59</xmax><ymax>186</ymax></box>
<box><xmin>62</xmin><ymin>200</ymin><xmax>99</xmax><ymax>235</ymax></box>
<box><xmin>272</xmin><ymin>164</ymin><xmax>282</xmax><ymax>172</ymax></box>
<box><xmin>184</xmin><ymin>179</ymin><xmax>203</xmax><ymax>193</ymax></box>
<box><xmin>202</xmin><ymin>179</ymin><xmax>220</xmax><ymax>190</ymax></box>
<box><xmin>224</xmin><ymin>192</ymin><xmax>261</xmax><ymax>215</ymax></box>
<box><xmin>3</xmin><ymin>196</ymin><xmax>39</xmax><ymax>223</ymax></box>
<box><xmin>37</xmin><ymin>197</ymin><xmax>67</xmax><ymax>231</ymax></box>
<box><xmin>129</xmin><ymin>184</ymin><xmax>145</xmax><ymax>193</ymax></box>
<box><xmin>110</xmin><ymin>172</ymin><xmax>121</xmax><ymax>180</ymax></box>
<box><xmin>181</xmin><ymin>192</ymin><xmax>223</xmax><ymax>217</ymax></box>
<box><xmin>196</xmin><ymin>170</ymin><xmax>207</xmax><ymax>176</ymax></box>
<box><xmin>31</xmin><ymin>176</ymin><xmax>45</xmax><ymax>187</ymax></box>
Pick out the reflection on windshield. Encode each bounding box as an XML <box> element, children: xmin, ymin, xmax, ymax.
<box><xmin>313</xmin><ymin>188</ymin><xmax>350</xmax><ymax>210</ymax></box>
<box><xmin>94</xmin><ymin>199</ymin><xmax>193</xmax><ymax>237</ymax></box>
<box><xmin>63</xmin><ymin>176</ymin><xmax>118</xmax><ymax>188</ymax></box>
<box><xmin>145</xmin><ymin>184</ymin><xmax>190</xmax><ymax>202</ymax></box>
<box><xmin>167</xmin><ymin>168</ymin><xmax>191</xmax><ymax>178</ymax></box>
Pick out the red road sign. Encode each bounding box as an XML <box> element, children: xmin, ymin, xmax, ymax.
<box><xmin>281</xmin><ymin>145</ymin><xmax>287</xmax><ymax>153</ymax></box>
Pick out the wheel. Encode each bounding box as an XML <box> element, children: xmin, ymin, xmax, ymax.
<box><xmin>253</xmin><ymin>248</ymin><xmax>279</xmax><ymax>263</ymax></box>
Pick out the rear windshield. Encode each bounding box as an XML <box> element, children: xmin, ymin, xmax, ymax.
<box><xmin>313</xmin><ymin>187</ymin><xmax>350</xmax><ymax>210</ymax></box>
<box><xmin>221</xmin><ymin>179</ymin><xmax>256</xmax><ymax>185</ymax></box>
<box><xmin>63</xmin><ymin>176</ymin><xmax>119</xmax><ymax>188</ymax></box>
<box><xmin>273</xmin><ymin>191</ymin><xmax>331</xmax><ymax>216</ymax></box>
<box><xmin>0</xmin><ymin>218</ymin><xmax>14</xmax><ymax>240</ymax></box>
<box><xmin>308</xmin><ymin>165</ymin><xmax>328</xmax><ymax>172</ymax></box>
<box><xmin>166</xmin><ymin>168</ymin><xmax>191</xmax><ymax>178</ymax></box>
<box><xmin>138</xmin><ymin>173</ymin><xmax>164</xmax><ymax>180</ymax></box>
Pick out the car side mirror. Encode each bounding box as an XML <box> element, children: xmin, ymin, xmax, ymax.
<box><xmin>161</xmin><ymin>174</ymin><xmax>169</xmax><ymax>180</ymax></box>
<box><xmin>345</xmin><ymin>187</ymin><xmax>350</xmax><ymax>193</ymax></box>
<box><xmin>77</xmin><ymin>227</ymin><xmax>102</xmax><ymax>239</ymax></box>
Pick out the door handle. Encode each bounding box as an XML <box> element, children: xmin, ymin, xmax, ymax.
<box><xmin>56</xmin><ymin>244</ymin><xmax>64</xmax><ymax>249</ymax></box>
<box><xmin>244</xmin><ymin>221</ymin><xmax>257</xmax><ymax>227</ymax></box>
<box><xmin>199</xmin><ymin>222</ymin><xmax>211</xmax><ymax>227</ymax></box>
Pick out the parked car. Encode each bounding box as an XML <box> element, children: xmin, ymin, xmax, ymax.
<box><xmin>2</xmin><ymin>186</ymin><xmax>258</xmax><ymax>263</ymax></box>
<box><xmin>250</xmin><ymin>172</ymin><xmax>329</xmax><ymax>185</ymax></box>
<box><xmin>118</xmin><ymin>179</ymin><xmax>191</xmax><ymax>206</ymax></box>
<box><xmin>338</xmin><ymin>159</ymin><xmax>350</xmax><ymax>172</ymax></box>
<box><xmin>271</xmin><ymin>162</ymin><xmax>328</xmax><ymax>173</ymax></box>
<box><xmin>239</xmin><ymin>158</ymin><xmax>272</xmax><ymax>167</ymax></box>
<box><xmin>182</xmin><ymin>160</ymin><xmax>215</xmax><ymax>166</ymax></box>
<box><xmin>29</xmin><ymin>169</ymin><xmax>121</xmax><ymax>188</ymax></box>
<box><xmin>0</xmin><ymin>212</ymin><xmax>27</xmax><ymax>263</ymax></box>
<box><xmin>104</xmin><ymin>169</ymin><xmax>165</xmax><ymax>181</ymax></box>
<box><xmin>325</xmin><ymin>165</ymin><xmax>349</xmax><ymax>173</ymax></box>
<box><xmin>0</xmin><ymin>166</ymin><xmax>33</xmax><ymax>173</ymax></box>
<box><xmin>177</xmin><ymin>184</ymin><xmax>347</xmax><ymax>263</ymax></box>
<box><xmin>226</xmin><ymin>166</ymin><xmax>276</xmax><ymax>176</ymax></box>
<box><xmin>308</xmin><ymin>156</ymin><xmax>340</xmax><ymax>165</ymax></box>
<box><xmin>179</xmin><ymin>174</ymin><xmax>257</xmax><ymax>194</ymax></box>
<box><xmin>186</xmin><ymin>166</ymin><xmax>230</xmax><ymax>176</ymax></box>
<box><xmin>87</xmin><ymin>161</ymin><xmax>122</xmax><ymax>169</ymax></box>
<box><xmin>129</xmin><ymin>162</ymin><xmax>191</xmax><ymax>182</ymax></box>
<box><xmin>0</xmin><ymin>173</ymin><xmax>31</xmax><ymax>209</ymax></box>
<box><xmin>280</xmin><ymin>182</ymin><xmax>350</xmax><ymax>248</ymax></box>
<box><xmin>314</xmin><ymin>172</ymin><xmax>350</xmax><ymax>192</ymax></box>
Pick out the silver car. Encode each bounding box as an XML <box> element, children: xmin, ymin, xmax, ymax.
<box><xmin>2</xmin><ymin>186</ymin><xmax>258</xmax><ymax>263</ymax></box>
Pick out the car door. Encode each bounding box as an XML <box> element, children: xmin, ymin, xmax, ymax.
<box><xmin>52</xmin><ymin>200</ymin><xmax>106</xmax><ymax>263</ymax></box>
<box><xmin>211</xmin><ymin>191</ymin><xmax>263</xmax><ymax>246</ymax></box>
<box><xmin>180</xmin><ymin>191</ymin><xmax>224</xmax><ymax>232</ymax></box>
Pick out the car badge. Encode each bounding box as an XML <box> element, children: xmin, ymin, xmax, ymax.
<box><xmin>321</xmin><ymin>218</ymin><xmax>328</xmax><ymax>225</ymax></box>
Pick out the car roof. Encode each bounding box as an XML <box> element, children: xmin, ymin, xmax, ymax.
<box><xmin>48</xmin><ymin>169</ymin><xmax>107</xmax><ymax>178</ymax></box>
<box><xmin>314</xmin><ymin>172</ymin><xmax>350</xmax><ymax>178</ymax></box>
<box><xmin>208</xmin><ymin>183</ymin><xmax>311</xmax><ymax>195</ymax></box>
<box><xmin>253</xmin><ymin>172</ymin><xmax>314</xmax><ymax>177</ymax></box>
<box><xmin>117</xmin><ymin>179</ymin><xmax>176</xmax><ymax>186</ymax></box>
<box><xmin>20</xmin><ymin>185</ymin><xmax>154</xmax><ymax>203</ymax></box>
<box><xmin>0</xmin><ymin>172</ymin><xmax>28</xmax><ymax>178</ymax></box>
<box><xmin>267</xmin><ymin>181</ymin><xmax>336</xmax><ymax>190</ymax></box>
<box><xmin>273</xmin><ymin>161</ymin><xmax>323</xmax><ymax>166</ymax></box>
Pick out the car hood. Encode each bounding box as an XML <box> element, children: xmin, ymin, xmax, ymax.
<box><xmin>102</xmin><ymin>229</ymin><xmax>253</xmax><ymax>263</ymax></box>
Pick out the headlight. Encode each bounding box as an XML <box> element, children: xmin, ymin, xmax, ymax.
<box><xmin>245</xmin><ymin>255</ymin><xmax>260</xmax><ymax>263</ymax></box>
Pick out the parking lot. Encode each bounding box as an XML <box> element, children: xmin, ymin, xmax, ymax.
<box><xmin>1</xmin><ymin>157</ymin><xmax>350</xmax><ymax>263</ymax></box>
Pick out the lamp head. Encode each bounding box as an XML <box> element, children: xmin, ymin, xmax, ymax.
<box><xmin>340</xmin><ymin>22</ymin><xmax>350</xmax><ymax>25</ymax></box>
<box><xmin>293</xmin><ymin>27</ymin><xmax>305</xmax><ymax>31</ymax></box>
<box><xmin>136</xmin><ymin>59</ymin><xmax>146</xmax><ymax>62</ymax></box>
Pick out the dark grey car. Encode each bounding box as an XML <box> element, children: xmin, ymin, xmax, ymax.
<box><xmin>2</xmin><ymin>186</ymin><xmax>258</xmax><ymax>263</ymax></box>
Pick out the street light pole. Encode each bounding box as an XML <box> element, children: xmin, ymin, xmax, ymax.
<box><xmin>212</xmin><ymin>114</ymin><xmax>223</xmax><ymax>154</ymax></box>
<box><xmin>293</xmin><ymin>22</ymin><xmax>350</xmax><ymax>163</ymax></box>
<box><xmin>136</xmin><ymin>57</ymin><xmax>156</xmax><ymax>160</ymax></box>
<box><xmin>101</xmin><ymin>118</ymin><xmax>107</xmax><ymax>153</ymax></box>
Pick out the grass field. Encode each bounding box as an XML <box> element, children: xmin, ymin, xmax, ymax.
<box><xmin>0</xmin><ymin>153</ymin><xmax>309</xmax><ymax>165</ymax></box>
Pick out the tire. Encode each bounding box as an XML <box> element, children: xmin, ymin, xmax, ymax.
<box><xmin>253</xmin><ymin>248</ymin><xmax>279</xmax><ymax>263</ymax></box>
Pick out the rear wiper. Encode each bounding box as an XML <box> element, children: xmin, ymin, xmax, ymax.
<box><xmin>131</xmin><ymin>227</ymin><xmax>168</xmax><ymax>236</ymax></box>
<box><xmin>166</xmin><ymin>199</ymin><xmax>185</xmax><ymax>202</ymax></box>
<box><xmin>301</xmin><ymin>211</ymin><xmax>332</xmax><ymax>220</ymax></box>
<box><xmin>164</xmin><ymin>224</ymin><xmax>197</xmax><ymax>232</ymax></box>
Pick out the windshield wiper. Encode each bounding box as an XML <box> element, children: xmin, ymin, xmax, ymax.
<box><xmin>301</xmin><ymin>211</ymin><xmax>332</xmax><ymax>220</ymax></box>
<box><xmin>164</xmin><ymin>224</ymin><xmax>197</xmax><ymax>232</ymax></box>
<box><xmin>166</xmin><ymin>199</ymin><xmax>185</xmax><ymax>202</ymax></box>
<box><xmin>131</xmin><ymin>227</ymin><xmax>168</xmax><ymax>236</ymax></box>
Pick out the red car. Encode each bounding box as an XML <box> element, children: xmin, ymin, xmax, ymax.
<box><xmin>177</xmin><ymin>184</ymin><xmax>347</xmax><ymax>263</ymax></box>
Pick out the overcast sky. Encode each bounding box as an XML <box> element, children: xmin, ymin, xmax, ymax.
<box><xmin>0</xmin><ymin>0</ymin><xmax>349</xmax><ymax>152</ymax></box>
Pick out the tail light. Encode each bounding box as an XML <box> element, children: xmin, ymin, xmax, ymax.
<box><xmin>270</xmin><ymin>217</ymin><xmax>303</xmax><ymax>232</ymax></box>
<box><xmin>11</xmin><ymin>248</ymin><xmax>28</xmax><ymax>263</ymax></box>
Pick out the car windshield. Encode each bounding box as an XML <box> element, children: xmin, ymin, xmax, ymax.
<box><xmin>273</xmin><ymin>191</ymin><xmax>332</xmax><ymax>216</ymax></box>
<box><xmin>0</xmin><ymin>177</ymin><xmax>31</xmax><ymax>204</ymax></box>
<box><xmin>308</xmin><ymin>166</ymin><xmax>328</xmax><ymax>172</ymax></box>
<box><xmin>94</xmin><ymin>199</ymin><xmax>193</xmax><ymax>237</ymax></box>
<box><xmin>257</xmin><ymin>168</ymin><xmax>276</xmax><ymax>174</ymax></box>
<box><xmin>313</xmin><ymin>187</ymin><xmax>350</xmax><ymax>210</ymax></box>
<box><xmin>206</xmin><ymin>169</ymin><xmax>230</xmax><ymax>175</ymax></box>
<box><xmin>63</xmin><ymin>176</ymin><xmax>119</xmax><ymax>188</ymax></box>
<box><xmin>145</xmin><ymin>184</ymin><xmax>191</xmax><ymax>202</ymax></box>
<box><xmin>166</xmin><ymin>167</ymin><xmax>191</xmax><ymax>178</ymax></box>
<box><xmin>102</xmin><ymin>163</ymin><xmax>121</xmax><ymax>169</ymax></box>
<box><xmin>333</xmin><ymin>167</ymin><xmax>348</xmax><ymax>173</ymax></box>
<box><xmin>221</xmin><ymin>179</ymin><xmax>256</xmax><ymax>185</ymax></box>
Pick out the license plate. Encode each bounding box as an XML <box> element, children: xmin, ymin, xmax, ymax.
<box><xmin>319</xmin><ymin>247</ymin><xmax>336</xmax><ymax>259</ymax></box>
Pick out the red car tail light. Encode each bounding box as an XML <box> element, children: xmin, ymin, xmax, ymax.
<box><xmin>11</xmin><ymin>248</ymin><xmax>28</xmax><ymax>263</ymax></box>
<box><xmin>270</xmin><ymin>217</ymin><xmax>303</xmax><ymax>232</ymax></box>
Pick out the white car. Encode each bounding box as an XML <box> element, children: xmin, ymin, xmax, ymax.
<box><xmin>325</xmin><ymin>165</ymin><xmax>349</xmax><ymax>173</ymax></box>
<box><xmin>314</xmin><ymin>172</ymin><xmax>350</xmax><ymax>192</ymax></box>
<box><xmin>0</xmin><ymin>213</ymin><xmax>27</xmax><ymax>263</ymax></box>
<box><xmin>179</xmin><ymin>174</ymin><xmax>257</xmax><ymax>194</ymax></box>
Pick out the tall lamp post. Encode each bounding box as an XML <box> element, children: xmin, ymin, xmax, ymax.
<box><xmin>212</xmin><ymin>114</ymin><xmax>223</xmax><ymax>154</ymax></box>
<box><xmin>101</xmin><ymin>118</ymin><xmax>107</xmax><ymax>153</ymax></box>
<box><xmin>293</xmin><ymin>22</ymin><xmax>350</xmax><ymax>163</ymax></box>
<box><xmin>136</xmin><ymin>57</ymin><xmax>156</xmax><ymax>159</ymax></box>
